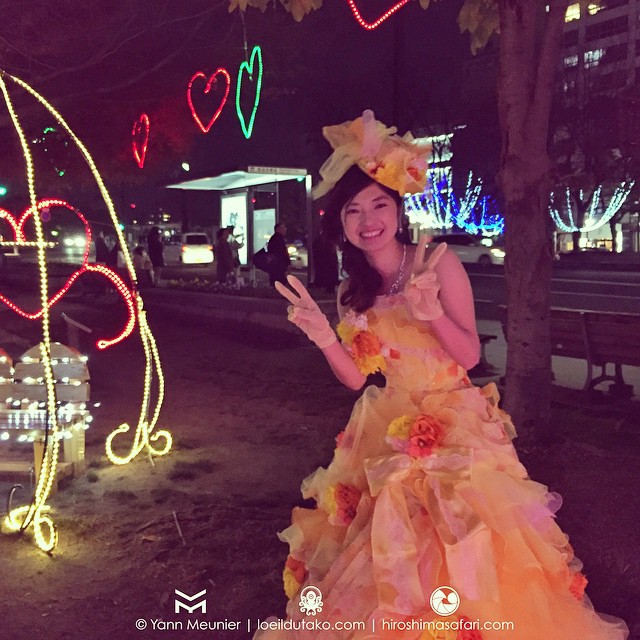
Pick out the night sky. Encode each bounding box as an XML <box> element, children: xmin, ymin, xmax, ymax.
<box><xmin>0</xmin><ymin>0</ymin><xmax>476</xmax><ymax>227</ymax></box>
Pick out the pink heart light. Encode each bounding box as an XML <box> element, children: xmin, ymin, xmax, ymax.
<box><xmin>132</xmin><ymin>113</ymin><xmax>150</xmax><ymax>169</ymax></box>
<box><xmin>187</xmin><ymin>68</ymin><xmax>231</xmax><ymax>133</ymax></box>
<box><xmin>0</xmin><ymin>199</ymin><xmax>136</xmax><ymax>349</ymax></box>
<box><xmin>346</xmin><ymin>0</ymin><xmax>411</xmax><ymax>30</ymax></box>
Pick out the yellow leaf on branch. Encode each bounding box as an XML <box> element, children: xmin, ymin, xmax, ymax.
<box><xmin>280</xmin><ymin>0</ymin><xmax>323</xmax><ymax>22</ymax></box>
<box><xmin>458</xmin><ymin>0</ymin><xmax>500</xmax><ymax>55</ymax></box>
<box><xmin>228</xmin><ymin>0</ymin><xmax>269</xmax><ymax>14</ymax></box>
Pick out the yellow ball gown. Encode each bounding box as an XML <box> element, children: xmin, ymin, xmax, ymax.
<box><xmin>256</xmin><ymin>294</ymin><xmax>629</xmax><ymax>640</ymax></box>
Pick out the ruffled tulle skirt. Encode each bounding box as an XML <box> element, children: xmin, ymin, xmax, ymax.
<box><xmin>255</xmin><ymin>383</ymin><xmax>629</xmax><ymax>640</ymax></box>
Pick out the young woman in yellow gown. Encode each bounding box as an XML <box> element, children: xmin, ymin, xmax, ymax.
<box><xmin>259</xmin><ymin>112</ymin><xmax>628</xmax><ymax>640</ymax></box>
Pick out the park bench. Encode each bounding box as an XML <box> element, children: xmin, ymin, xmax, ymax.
<box><xmin>476</xmin><ymin>333</ymin><xmax>498</xmax><ymax>372</ymax></box>
<box><xmin>0</xmin><ymin>341</ymin><xmax>91</xmax><ymax>489</ymax></box>
<box><xmin>500</xmin><ymin>306</ymin><xmax>640</xmax><ymax>395</ymax></box>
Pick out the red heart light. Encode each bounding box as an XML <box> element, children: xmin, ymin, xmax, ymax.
<box><xmin>346</xmin><ymin>0</ymin><xmax>411</xmax><ymax>30</ymax></box>
<box><xmin>0</xmin><ymin>208</ymin><xmax>22</xmax><ymax>241</ymax></box>
<box><xmin>0</xmin><ymin>199</ymin><xmax>136</xmax><ymax>349</ymax></box>
<box><xmin>187</xmin><ymin>68</ymin><xmax>231</xmax><ymax>133</ymax></box>
<box><xmin>132</xmin><ymin>113</ymin><xmax>150</xmax><ymax>169</ymax></box>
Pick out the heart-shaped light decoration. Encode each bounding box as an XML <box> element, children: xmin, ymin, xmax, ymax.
<box><xmin>347</xmin><ymin>0</ymin><xmax>411</xmax><ymax>30</ymax></box>
<box><xmin>0</xmin><ymin>199</ymin><xmax>136</xmax><ymax>349</ymax></box>
<box><xmin>132</xmin><ymin>113</ymin><xmax>150</xmax><ymax>169</ymax></box>
<box><xmin>187</xmin><ymin>68</ymin><xmax>231</xmax><ymax>133</ymax></box>
<box><xmin>235</xmin><ymin>45</ymin><xmax>263</xmax><ymax>139</ymax></box>
<box><xmin>0</xmin><ymin>207</ymin><xmax>21</xmax><ymax>241</ymax></box>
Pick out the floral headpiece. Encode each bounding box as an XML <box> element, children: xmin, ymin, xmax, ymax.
<box><xmin>312</xmin><ymin>110</ymin><xmax>431</xmax><ymax>199</ymax></box>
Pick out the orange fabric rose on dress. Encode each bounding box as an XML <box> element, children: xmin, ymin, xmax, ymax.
<box><xmin>569</xmin><ymin>571</ymin><xmax>588</xmax><ymax>600</ymax></box>
<box><xmin>283</xmin><ymin>555</ymin><xmax>307</xmax><ymax>599</ymax></box>
<box><xmin>457</xmin><ymin>616</ymin><xmax>483</xmax><ymax>639</ymax></box>
<box><xmin>352</xmin><ymin>331</ymin><xmax>382</xmax><ymax>358</ymax></box>
<box><xmin>407</xmin><ymin>414</ymin><xmax>445</xmax><ymax>458</ymax></box>
<box><xmin>335</xmin><ymin>483</ymin><xmax>362</xmax><ymax>526</ymax></box>
<box><xmin>285</xmin><ymin>556</ymin><xmax>306</xmax><ymax>583</ymax></box>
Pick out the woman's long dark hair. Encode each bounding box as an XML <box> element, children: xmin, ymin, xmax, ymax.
<box><xmin>322</xmin><ymin>166</ymin><xmax>406</xmax><ymax>313</ymax></box>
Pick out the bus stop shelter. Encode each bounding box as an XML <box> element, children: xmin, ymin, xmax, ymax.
<box><xmin>166</xmin><ymin>166</ymin><xmax>312</xmax><ymax>267</ymax></box>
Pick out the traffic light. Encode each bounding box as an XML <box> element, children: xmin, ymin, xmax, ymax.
<box><xmin>0</xmin><ymin>185</ymin><xmax>7</xmax><ymax>197</ymax></box>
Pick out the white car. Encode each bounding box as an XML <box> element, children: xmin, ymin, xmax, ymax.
<box><xmin>287</xmin><ymin>242</ymin><xmax>308</xmax><ymax>269</ymax></box>
<box><xmin>430</xmin><ymin>234</ymin><xmax>505</xmax><ymax>266</ymax></box>
<box><xmin>165</xmin><ymin>232</ymin><xmax>214</xmax><ymax>265</ymax></box>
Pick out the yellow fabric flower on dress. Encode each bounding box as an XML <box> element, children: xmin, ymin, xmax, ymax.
<box><xmin>283</xmin><ymin>570</ymin><xmax>300</xmax><ymax>599</ymax></box>
<box><xmin>337</xmin><ymin>319</ymin><xmax>358</xmax><ymax>345</ymax></box>
<box><xmin>323</xmin><ymin>485</ymin><xmax>338</xmax><ymax>517</ymax></box>
<box><xmin>355</xmin><ymin>353</ymin><xmax>386</xmax><ymax>376</ymax></box>
<box><xmin>419</xmin><ymin>626</ymin><xmax>458</xmax><ymax>640</ymax></box>
<box><xmin>387</xmin><ymin>415</ymin><xmax>414</xmax><ymax>440</ymax></box>
<box><xmin>283</xmin><ymin>555</ymin><xmax>306</xmax><ymax>599</ymax></box>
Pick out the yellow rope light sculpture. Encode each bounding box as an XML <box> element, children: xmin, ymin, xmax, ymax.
<box><xmin>0</xmin><ymin>71</ymin><xmax>172</xmax><ymax>551</ymax></box>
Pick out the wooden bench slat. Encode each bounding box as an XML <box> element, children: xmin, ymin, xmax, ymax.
<box><xmin>499</xmin><ymin>305</ymin><xmax>640</xmax><ymax>394</ymax></box>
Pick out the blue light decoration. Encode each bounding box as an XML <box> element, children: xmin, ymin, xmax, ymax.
<box><xmin>549</xmin><ymin>182</ymin><xmax>635</xmax><ymax>233</ymax></box>
<box><xmin>462</xmin><ymin>195</ymin><xmax>505</xmax><ymax>236</ymax></box>
<box><xmin>405</xmin><ymin>171</ymin><xmax>504</xmax><ymax>236</ymax></box>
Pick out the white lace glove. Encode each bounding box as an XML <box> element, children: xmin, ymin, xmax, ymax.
<box><xmin>404</xmin><ymin>235</ymin><xmax>447</xmax><ymax>321</ymax></box>
<box><xmin>275</xmin><ymin>275</ymin><xmax>337</xmax><ymax>348</ymax></box>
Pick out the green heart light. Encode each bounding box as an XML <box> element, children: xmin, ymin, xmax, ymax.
<box><xmin>235</xmin><ymin>45</ymin><xmax>263</xmax><ymax>139</ymax></box>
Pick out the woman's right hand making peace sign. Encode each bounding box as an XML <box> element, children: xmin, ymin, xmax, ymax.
<box><xmin>275</xmin><ymin>275</ymin><xmax>338</xmax><ymax>349</ymax></box>
<box><xmin>404</xmin><ymin>235</ymin><xmax>448</xmax><ymax>322</ymax></box>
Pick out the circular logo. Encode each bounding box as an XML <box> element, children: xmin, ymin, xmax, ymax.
<box><xmin>429</xmin><ymin>586</ymin><xmax>460</xmax><ymax>616</ymax></box>
<box><xmin>298</xmin><ymin>585</ymin><xmax>323</xmax><ymax>616</ymax></box>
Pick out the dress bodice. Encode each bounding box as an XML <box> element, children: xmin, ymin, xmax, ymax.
<box><xmin>337</xmin><ymin>293</ymin><xmax>470</xmax><ymax>394</ymax></box>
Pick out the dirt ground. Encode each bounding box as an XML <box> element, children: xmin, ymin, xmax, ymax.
<box><xmin>0</xmin><ymin>291</ymin><xmax>638</xmax><ymax>640</ymax></box>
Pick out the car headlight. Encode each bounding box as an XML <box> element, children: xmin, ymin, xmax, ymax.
<box><xmin>63</xmin><ymin>238</ymin><xmax>75</xmax><ymax>247</ymax></box>
<box><xmin>490</xmin><ymin>248</ymin><xmax>505</xmax><ymax>258</ymax></box>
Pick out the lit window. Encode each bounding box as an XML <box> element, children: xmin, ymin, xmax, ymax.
<box><xmin>584</xmin><ymin>48</ymin><xmax>605</xmax><ymax>68</ymax></box>
<box><xmin>587</xmin><ymin>3</ymin><xmax>602</xmax><ymax>15</ymax></box>
<box><xmin>564</xmin><ymin>54</ymin><xmax>579</xmax><ymax>67</ymax></box>
<box><xmin>565</xmin><ymin>3</ymin><xmax>580</xmax><ymax>21</ymax></box>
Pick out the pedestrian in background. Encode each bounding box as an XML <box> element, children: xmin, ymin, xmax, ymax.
<box><xmin>227</xmin><ymin>225</ymin><xmax>244</xmax><ymax>281</ymax></box>
<box><xmin>147</xmin><ymin>226</ymin><xmax>164</xmax><ymax>286</ymax></box>
<box><xmin>311</xmin><ymin>226</ymin><xmax>339</xmax><ymax>294</ymax></box>
<box><xmin>132</xmin><ymin>245</ymin><xmax>154</xmax><ymax>288</ymax></box>
<box><xmin>267</xmin><ymin>222</ymin><xmax>290</xmax><ymax>287</ymax></box>
<box><xmin>94</xmin><ymin>230</ymin><xmax>110</xmax><ymax>265</ymax></box>
<box><xmin>215</xmin><ymin>227</ymin><xmax>234</xmax><ymax>284</ymax></box>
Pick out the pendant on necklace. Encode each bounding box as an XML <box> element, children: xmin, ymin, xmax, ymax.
<box><xmin>387</xmin><ymin>245</ymin><xmax>407</xmax><ymax>296</ymax></box>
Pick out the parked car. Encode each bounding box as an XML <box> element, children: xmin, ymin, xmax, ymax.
<box><xmin>287</xmin><ymin>241</ymin><xmax>308</xmax><ymax>269</ymax></box>
<box><xmin>165</xmin><ymin>232</ymin><xmax>214</xmax><ymax>265</ymax></box>
<box><xmin>430</xmin><ymin>234</ymin><xmax>505</xmax><ymax>266</ymax></box>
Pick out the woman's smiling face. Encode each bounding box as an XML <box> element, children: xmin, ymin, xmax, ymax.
<box><xmin>340</xmin><ymin>183</ymin><xmax>400</xmax><ymax>253</ymax></box>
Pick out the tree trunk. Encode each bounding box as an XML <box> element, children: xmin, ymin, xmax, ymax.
<box><xmin>502</xmin><ymin>179</ymin><xmax>554</xmax><ymax>438</ymax></box>
<box><xmin>610</xmin><ymin>219</ymin><xmax>617</xmax><ymax>252</ymax></box>
<box><xmin>571</xmin><ymin>187</ymin><xmax>591</xmax><ymax>251</ymax></box>
<box><xmin>497</xmin><ymin>0</ymin><xmax>567</xmax><ymax>439</ymax></box>
<box><xmin>571</xmin><ymin>229</ymin><xmax>581</xmax><ymax>251</ymax></box>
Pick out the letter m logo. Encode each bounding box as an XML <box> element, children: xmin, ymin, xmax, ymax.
<box><xmin>174</xmin><ymin>588</ymin><xmax>207</xmax><ymax>614</ymax></box>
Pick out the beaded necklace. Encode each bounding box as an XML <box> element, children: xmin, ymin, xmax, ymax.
<box><xmin>386</xmin><ymin>244</ymin><xmax>407</xmax><ymax>296</ymax></box>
